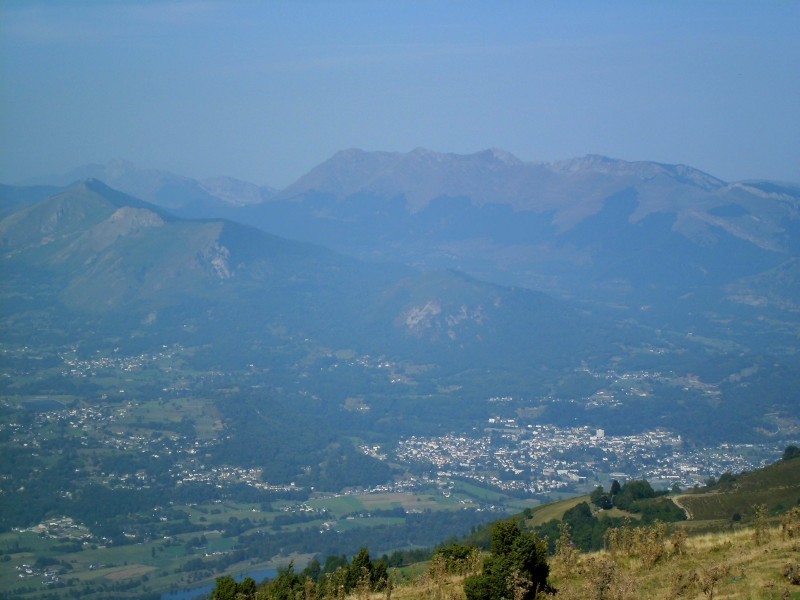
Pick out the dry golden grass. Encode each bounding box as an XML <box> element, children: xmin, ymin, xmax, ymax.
<box><xmin>343</xmin><ymin>524</ymin><xmax>800</xmax><ymax>600</ymax></box>
<box><xmin>548</xmin><ymin>525</ymin><xmax>800</xmax><ymax>599</ymax></box>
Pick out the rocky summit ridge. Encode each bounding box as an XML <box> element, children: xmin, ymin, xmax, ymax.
<box><xmin>276</xmin><ymin>148</ymin><xmax>728</xmax><ymax>216</ymax></box>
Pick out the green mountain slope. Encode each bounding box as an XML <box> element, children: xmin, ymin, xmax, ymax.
<box><xmin>677</xmin><ymin>455</ymin><xmax>800</xmax><ymax>523</ymax></box>
<box><xmin>0</xmin><ymin>180</ymin><xmax>614</xmax><ymax>367</ymax></box>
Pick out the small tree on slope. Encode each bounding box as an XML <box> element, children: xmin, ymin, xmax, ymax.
<box><xmin>464</xmin><ymin>520</ymin><xmax>552</xmax><ymax>600</ymax></box>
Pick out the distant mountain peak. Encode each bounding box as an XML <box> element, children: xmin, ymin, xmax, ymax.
<box><xmin>63</xmin><ymin>178</ymin><xmax>168</xmax><ymax>216</ymax></box>
<box><xmin>482</xmin><ymin>148</ymin><xmax>523</xmax><ymax>165</ymax></box>
<box><xmin>547</xmin><ymin>154</ymin><xmax>726</xmax><ymax>189</ymax></box>
<box><xmin>549</xmin><ymin>154</ymin><xmax>624</xmax><ymax>173</ymax></box>
<box><xmin>278</xmin><ymin>147</ymin><xmax>734</xmax><ymax>216</ymax></box>
<box><xmin>81</xmin><ymin>177</ymin><xmax>115</xmax><ymax>193</ymax></box>
<box><xmin>30</xmin><ymin>160</ymin><xmax>273</xmax><ymax>212</ymax></box>
<box><xmin>403</xmin><ymin>147</ymin><xmax>523</xmax><ymax>166</ymax></box>
<box><xmin>410</xmin><ymin>146</ymin><xmax>437</xmax><ymax>157</ymax></box>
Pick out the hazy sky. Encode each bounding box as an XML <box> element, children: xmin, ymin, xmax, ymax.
<box><xmin>2</xmin><ymin>1</ymin><xmax>798</xmax><ymax>187</ymax></box>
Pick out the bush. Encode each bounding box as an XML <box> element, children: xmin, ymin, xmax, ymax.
<box><xmin>463</xmin><ymin>520</ymin><xmax>552</xmax><ymax>600</ymax></box>
<box><xmin>783</xmin><ymin>562</ymin><xmax>800</xmax><ymax>585</ymax></box>
<box><xmin>781</xmin><ymin>507</ymin><xmax>800</xmax><ymax>539</ymax></box>
<box><xmin>433</xmin><ymin>542</ymin><xmax>481</xmax><ymax>575</ymax></box>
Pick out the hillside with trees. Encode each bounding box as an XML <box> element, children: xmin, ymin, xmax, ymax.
<box><xmin>207</xmin><ymin>450</ymin><xmax>800</xmax><ymax>599</ymax></box>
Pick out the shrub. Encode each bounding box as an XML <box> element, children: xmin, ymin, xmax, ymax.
<box><xmin>463</xmin><ymin>520</ymin><xmax>552</xmax><ymax>600</ymax></box>
<box><xmin>783</xmin><ymin>562</ymin><xmax>800</xmax><ymax>585</ymax></box>
<box><xmin>752</xmin><ymin>504</ymin><xmax>769</xmax><ymax>546</ymax></box>
<box><xmin>690</xmin><ymin>563</ymin><xmax>731</xmax><ymax>600</ymax></box>
<box><xmin>781</xmin><ymin>507</ymin><xmax>800</xmax><ymax>540</ymax></box>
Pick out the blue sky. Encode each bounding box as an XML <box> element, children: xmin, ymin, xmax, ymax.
<box><xmin>1</xmin><ymin>1</ymin><xmax>798</xmax><ymax>187</ymax></box>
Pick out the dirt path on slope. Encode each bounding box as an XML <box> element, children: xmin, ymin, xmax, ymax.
<box><xmin>672</xmin><ymin>495</ymin><xmax>692</xmax><ymax>520</ymax></box>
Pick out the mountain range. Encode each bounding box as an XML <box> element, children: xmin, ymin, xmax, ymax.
<box><xmin>3</xmin><ymin>150</ymin><xmax>800</xmax><ymax>444</ymax></box>
<box><xmin>22</xmin><ymin>158</ymin><xmax>275</xmax><ymax>213</ymax></box>
<box><xmin>2</xmin><ymin>151</ymin><xmax>798</xmax><ymax>600</ymax></box>
<box><xmin>260</xmin><ymin>148</ymin><xmax>800</xmax><ymax>315</ymax></box>
<box><xmin>0</xmin><ymin>178</ymin><xmax>610</xmax><ymax>373</ymax></box>
<box><xmin>27</xmin><ymin>149</ymin><xmax>800</xmax><ymax>335</ymax></box>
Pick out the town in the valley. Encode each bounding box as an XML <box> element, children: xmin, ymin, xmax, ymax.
<box><xmin>3</xmin><ymin>390</ymin><xmax>784</xmax><ymax>500</ymax></box>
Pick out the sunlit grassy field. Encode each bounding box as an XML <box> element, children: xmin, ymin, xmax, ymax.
<box><xmin>357</xmin><ymin>522</ymin><xmax>800</xmax><ymax>599</ymax></box>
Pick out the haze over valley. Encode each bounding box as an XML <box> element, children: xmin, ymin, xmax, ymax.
<box><xmin>2</xmin><ymin>2</ymin><xmax>798</xmax><ymax>598</ymax></box>
<box><xmin>2</xmin><ymin>148</ymin><xmax>799</xmax><ymax>596</ymax></box>
<box><xmin>4</xmin><ymin>149</ymin><xmax>799</xmax><ymax>501</ymax></box>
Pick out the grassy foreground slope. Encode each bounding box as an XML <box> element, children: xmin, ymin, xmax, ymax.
<box><xmin>372</xmin><ymin>455</ymin><xmax>800</xmax><ymax>599</ymax></box>
<box><xmin>209</xmin><ymin>456</ymin><xmax>800</xmax><ymax>599</ymax></box>
<box><xmin>266</xmin><ymin>519</ymin><xmax>799</xmax><ymax>599</ymax></box>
